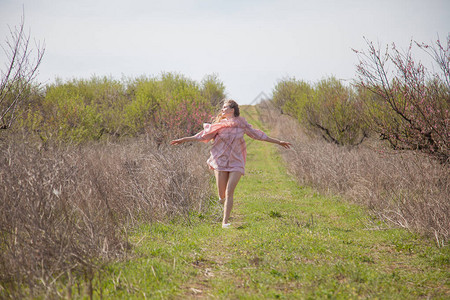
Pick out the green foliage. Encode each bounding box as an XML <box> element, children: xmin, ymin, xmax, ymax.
<box><xmin>305</xmin><ymin>77</ymin><xmax>368</xmax><ymax>145</ymax></box>
<box><xmin>123</xmin><ymin>76</ymin><xmax>161</xmax><ymax>134</ymax></box>
<box><xmin>272</xmin><ymin>76</ymin><xmax>368</xmax><ymax>146</ymax></box>
<box><xmin>357</xmin><ymin>86</ymin><xmax>401</xmax><ymax>140</ymax></box>
<box><xmin>9</xmin><ymin>82</ymin><xmax>44</xmax><ymax>130</ymax></box>
<box><xmin>272</xmin><ymin>78</ymin><xmax>314</xmax><ymax>121</ymax></box>
<box><xmin>201</xmin><ymin>73</ymin><xmax>227</xmax><ymax>108</ymax></box>
<box><xmin>13</xmin><ymin>73</ymin><xmax>223</xmax><ymax>143</ymax></box>
<box><xmin>41</xmin><ymin>79</ymin><xmax>106</xmax><ymax>142</ymax></box>
<box><xmin>124</xmin><ymin>73</ymin><xmax>215</xmax><ymax>136</ymax></box>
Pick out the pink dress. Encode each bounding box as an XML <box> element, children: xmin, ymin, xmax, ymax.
<box><xmin>194</xmin><ymin>116</ymin><xmax>269</xmax><ymax>175</ymax></box>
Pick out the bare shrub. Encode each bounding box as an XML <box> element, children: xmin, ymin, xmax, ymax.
<box><xmin>0</xmin><ymin>11</ymin><xmax>45</xmax><ymax>130</ymax></box>
<box><xmin>259</xmin><ymin>103</ymin><xmax>449</xmax><ymax>246</ymax></box>
<box><xmin>0</xmin><ymin>134</ymin><xmax>211</xmax><ymax>297</ymax></box>
<box><xmin>354</xmin><ymin>36</ymin><xmax>449</xmax><ymax>163</ymax></box>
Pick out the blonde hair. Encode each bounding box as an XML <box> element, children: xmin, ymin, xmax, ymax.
<box><xmin>213</xmin><ymin>99</ymin><xmax>240</xmax><ymax>123</ymax></box>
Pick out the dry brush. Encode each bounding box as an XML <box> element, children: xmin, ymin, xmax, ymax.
<box><xmin>0</xmin><ymin>134</ymin><xmax>211</xmax><ymax>297</ymax></box>
<box><xmin>259</xmin><ymin>102</ymin><xmax>449</xmax><ymax>247</ymax></box>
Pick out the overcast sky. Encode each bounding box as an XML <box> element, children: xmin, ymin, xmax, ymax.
<box><xmin>1</xmin><ymin>0</ymin><xmax>449</xmax><ymax>104</ymax></box>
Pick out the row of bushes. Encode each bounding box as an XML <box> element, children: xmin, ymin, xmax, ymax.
<box><xmin>13</xmin><ymin>72</ymin><xmax>225</xmax><ymax>143</ymax></box>
<box><xmin>271</xmin><ymin>36</ymin><xmax>449</xmax><ymax>163</ymax></box>
<box><xmin>272</xmin><ymin>76</ymin><xmax>368</xmax><ymax>146</ymax></box>
<box><xmin>259</xmin><ymin>103</ymin><xmax>449</xmax><ymax>246</ymax></box>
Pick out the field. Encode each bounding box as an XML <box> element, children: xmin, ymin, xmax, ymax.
<box><xmin>73</xmin><ymin>106</ymin><xmax>449</xmax><ymax>299</ymax></box>
<box><xmin>1</xmin><ymin>17</ymin><xmax>449</xmax><ymax>299</ymax></box>
<box><xmin>1</xmin><ymin>102</ymin><xmax>449</xmax><ymax>298</ymax></box>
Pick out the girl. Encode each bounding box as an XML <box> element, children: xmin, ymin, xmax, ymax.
<box><xmin>170</xmin><ymin>100</ymin><xmax>291</xmax><ymax>228</ymax></box>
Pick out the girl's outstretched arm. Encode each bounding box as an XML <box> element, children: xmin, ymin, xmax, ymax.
<box><xmin>264</xmin><ymin>136</ymin><xmax>292</xmax><ymax>149</ymax></box>
<box><xmin>172</xmin><ymin>122</ymin><xmax>221</xmax><ymax>145</ymax></box>
<box><xmin>242</xmin><ymin>118</ymin><xmax>291</xmax><ymax>149</ymax></box>
<box><xmin>170</xmin><ymin>136</ymin><xmax>198</xmax><ymax>145</ymax></box>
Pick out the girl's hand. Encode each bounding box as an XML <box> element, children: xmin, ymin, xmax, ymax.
<box><xmin>279</xmin><ymin>141</ymin><xmax>292</xmax><ymax>149</ymax></box>
<box><xmin>170</xmin><ymin>138</ymin><xmax>184</xmax><ymax>145</ymax></box>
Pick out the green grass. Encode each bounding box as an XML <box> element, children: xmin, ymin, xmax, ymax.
<box><xmin>94</xmin><ymin>106</ymin><xmax>449</xmax><ymax>299</ymax></box>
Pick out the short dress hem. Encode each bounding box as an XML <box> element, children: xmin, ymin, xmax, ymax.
<box><xmin>207</xmin><ymin>164</ymin><xmax>245</xmax><ymax>176</ymax></box>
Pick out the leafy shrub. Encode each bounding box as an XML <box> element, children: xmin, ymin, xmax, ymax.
<box><xmin>272</xmin><ymin>78</ymin><xmax>314</xmax><ymax>120</ymax></box>
<box><xmin>14</xmin><ymin>72</ymin><xmax>223</xmax><ymax>143</ymax></box>
<box><xmin>123</xmin><ymin>76</ymin><xmax>161</xmax><ymax>134</ymax></box>
<box><xmin>271</xmin><ymin>76</ymin><xmax>368</xmax><ymax>146</ymax></box>
<box><xmin>124</xmin><ymin>73</ymin><xmax>215</xmax><ymax>137</ymax></box>
<box><xmin>305</xmin><ymin>77</ymin><xmax>368</xmax><ymax>145</ymax></box>
<box><xmin>21</xmin><ymin>76</ymin><xmax>128</xmax><ymax>142</ymax></box>
<box><xmin>201</xmin><ymin>73</ymin><xmax>226</xmax><ymax>107</ymax></box>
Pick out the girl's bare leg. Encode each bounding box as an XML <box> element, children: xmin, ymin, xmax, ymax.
<box><xmin>223</xmin><ymin>171</ymin><xmax>242</xmax><ymax>225</ymax></box>
<box><xmin>214</xmin><ymin>170</ymin><xmax>228</xmax><ymax>203</ymax></box>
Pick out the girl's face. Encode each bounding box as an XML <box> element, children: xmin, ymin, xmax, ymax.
<box><xmin>221</xmin><ymin>102</ymin><xmax>234</xmax><ymax>118</ymax></box>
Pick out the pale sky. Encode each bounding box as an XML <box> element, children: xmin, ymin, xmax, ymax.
<box><xmin>1</xmin><ymin>0</ymin><xmax>449</xmax><ymax>104</ymax></box>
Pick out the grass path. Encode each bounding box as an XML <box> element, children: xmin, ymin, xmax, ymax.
<box><xmin>101</xmin><ymin>106</ymin><xmax>449</xmax><ymax>299</ymax></box>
